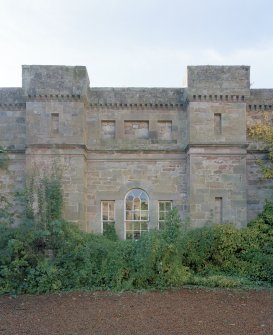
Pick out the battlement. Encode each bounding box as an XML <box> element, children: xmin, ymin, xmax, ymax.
<box><xmin>187</xmin><ymin>65</ymin><xmax>250</xmax><ymax>96</ymax></box>
<box><xmin>0</xmin><ymin>88</ymin><xmax>25</xmax><ymax>107</ymax></box>
<box><xmin>88</xmin><ymin>87</ymin><xmax>185</xmax><ymax>108</ymax></box>
<box><xmin>22</xmin><ymin>65</ymin><xmax>90</xmax><ymax>97</ymax></box>
<box><xmin>0</xmin><ymin>65</ymin><xmax>271</xmax><ymax>108</ymax></box>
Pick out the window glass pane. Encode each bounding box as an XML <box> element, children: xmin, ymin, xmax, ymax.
<box><xmin>126</xmin><ymin>221</ymin><xmax>133</xmax><ymax>230</ymax></box>
<box><xmin>141</xmin><ymin>222</ymin><xmax>148</xmax><ymax>230</ymax></box>
<box><xmin>109</xmin><ymin>202</ymin><xmax>114</xmax><ymax>220</ymax></box>
<box><xmin>134</xmin><ymin>231</ymin><xmax>141</xmax><ymax>240</ymax></box>
<box><xmin>125</xmin><ymin>189</ymin><xmax>149</xmax><ymax>240</ymax></box>
<box><xmin>126</xmin><ymin>232</ymin><xmax>133</xmax><ymax>240</ymax></box>
<box><xmin>131</xmin><ymin>190</ymin><xmax>139</xmax><ymax>198</ymax></box>
<box><xmin>134</xmin><ymin>198</ymin><xmax>140</xmax><ymax>210</ymax></box>
<box><xmin>159</xmin><ymin>221</ymin><xmax>165</xmax><ymax>230</ymax></box>
<box><xmin>141</xmin><ymin>210</ymin><xmax>148</xmax><ymax>220</ymax></box>
<box><xmin>140</xmin><ymin>191</ymin><xmax>148</xmax><ymax>201</ymax></box>
<box><xmin>101</xmin><ymin>201</ymin><xmax>115</xmax><ymax>233</ymax></box>
<box><xmin>159</xmin><ymin>212</ymin><xmax>165</xmax><ymax>220</ymax></box>
<box><xmin>109</xmin><ymin>201</ymin><xmax>114</xmax><ymax>212</ymax></box>
<box><xmin>158</xmin><ymin>201</ymin><xmax>172</xmax><ymax>230</ymax></box>
<box><xmin>141</xmin><ymin>200</ymin><xmax>148</xmax><ymax>210</ymax></box>
<box><xmin>126</xmin><ymin>200</ymin><xmax>133</xmax><ymax>210</ymax></box>
<box><xmin>165</xmin><ymin>202</ymin><xmax>172</xmax><ymax>211</ymax></box>
<box><xmin>134</xmin><ymin>211</ymin><xmax>141</xmax><ymax>220</ymax></box>
<box><xmin>159</xmin><ymin>202</ymin><xmax>165</xmax><ymax>211</ymax></box>
<box><xmin>102</xmin><ymin>202</ymin><xmax>108</xmax><ymax>215</ymax></box>
<box><xmin>134</xmin><ymin>222</ymin><xmax>141</xmax><ymax>231</ymax></box>
<box><xmin>127</xmin><ymin>195</ymin><xmax>134</xmax><ymax>202</ymax></box>
<box><xmin>126</xmin><ymin>211</ymin><xmax>132</xmax><ymax>220</ymax></box>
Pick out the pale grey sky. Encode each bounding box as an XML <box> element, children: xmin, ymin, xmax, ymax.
<box><xmin>0</xmin><ymin>0</ymin><xmax>272</xmax><ymax>87</ymax></box>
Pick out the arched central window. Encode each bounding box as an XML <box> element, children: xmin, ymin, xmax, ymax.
<box><xmin>125</xmin><ymin>189</ymin><xmax>149</xmax><ymax>240</ymax></box>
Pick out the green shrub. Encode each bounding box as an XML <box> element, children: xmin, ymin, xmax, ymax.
<box><xmin>103</xmin><ymin>223</ymin><xmax>118</xmax><ymax>241</ymax></box>
<box><xmin>189</xmin><ymin>274</ymin><xmax>249</xmax><ymax>288</ymax></box>
<box><xmin>0</xmin><ymin>146</ymin><xmax>9</xmax><ymax>170</ymax></box>
<box><xmin>1</xmin><ymin>174</ymin><xmax>273</xmax><ymax>294</ymax></box>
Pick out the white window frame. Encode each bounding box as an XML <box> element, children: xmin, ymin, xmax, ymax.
<box><xmin>124</xmin><ymin>189</ymin><xmax>149</xmax><ymax>240</ymax></box>
<box><xmin>101</xmin><ymin>200</ymin><xmax>115</xmax><ymax>233</ymax></box>
<box><xmin>158</xmin><ymin>201</ymin><xmax>173</xmax><ymax>229</ymax></box>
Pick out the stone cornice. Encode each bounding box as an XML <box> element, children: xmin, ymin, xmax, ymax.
<box><xmin>26</xmin><ymin>144</ymin><xmax>87</xmax><ymax>150</ymax></box>
<box><xmin>185</xmin><ymin>143</ymin><xmax>248</xmax><ymax>151</ymax></box>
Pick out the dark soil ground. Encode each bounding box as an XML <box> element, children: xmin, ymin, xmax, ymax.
<box><xmin>0</xmin><ymin>288</ymin><xmax>273</xmax><ymax>335</ymax></box>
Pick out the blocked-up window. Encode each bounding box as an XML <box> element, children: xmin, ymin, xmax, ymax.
<box><xmin>214</xmin><ymin>113</ymin><xmax>222</xmax><ymax>135</ymax></box>
<box><xmin>101</xmin><ymin>121</ymin><xmax>115</xmax><ymax>139</ymax></box>
<box><xmin>101</xmin><ymin>201</ymin><xmax>115</xmax><ymax>233</ymax></box>
<box><xmin>158</xmin><ymin>121</ymin><xmax>172</xmax><ymax>140</ymax></box>
<box><xmin>215</xmin><ymin>197</ymin><xmax>223</xmax><ymax>224</ymax></box>
<box><xmin>51</xmin><ymin>113</ymin><xmax>59</xmax><ymax>134</ymax></box>
<box><xmin>124</xmin><ymin>121</ymin><xmax>149</xmax><ymax>139</ymax></box>
<box><xmin>158</xmin><ymin>201</ymin><xmax>172</xmax><ymax>229</ymax></box>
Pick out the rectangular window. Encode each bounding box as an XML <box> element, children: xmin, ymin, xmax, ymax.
<box><xmin>158</xmin><ymin>201</ymin><xmax>172</xmax><ymax>229</ymax></box>
<box><xmin>215</xmin><ymin>197</ymin><xmax>223</xmax><ymax>224</ymax></box>
<box><xmin>214</xmin><ymin>113</ymin><xmax>222</xmax><ymax>135</ymax></box>
<box><xmin>124</xmin><ymin>121</ymin><xmax>149</xmax><ymax>139</ymax></box>
<box><xmin>51</xmin><ymin>113</ymin><xmax>59</xmax><ymax>134</ymax></box>
<box><xmin>101</xmin><ymin>120</ymin><xmax>115</xmax><ymax>139</ymax></box>
<box><xmin>157</xmin><ymin>121</ymin><xmax>172</xmax><ymax>140</ymax></box>
<box><xmin>101</xmin><ymin>201</ymin><xmax>115</xmax><ymax>233</ymax></box>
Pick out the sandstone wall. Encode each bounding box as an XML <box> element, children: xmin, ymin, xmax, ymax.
<box><xmin>87</xmin><ymin>152</ymin><xmax>187</xmax><ymax>238</ymax></box>
<box><xmin>86</xmin><ymin>105</ymin><xmax>187</xmax><ymax>150</ymax></box>
<box><xmin>187</xmin><ymin>147</ymin><xmax>247</xmax><ymax>227</ymax></box>
<box><xmin>1</xmin><ymin>65</ymin><xmax>273</xmax><ymax>233</ymax></box>
<box><xmin>25</xmin><ymin>147</ymin><xmax>87</xmax><ymax>230</ymax></box>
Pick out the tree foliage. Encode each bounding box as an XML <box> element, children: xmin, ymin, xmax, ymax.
<box><xmin>248</xmin><ymin>111</ymin><xmax>273</xmax><ymax>179</ymax></box>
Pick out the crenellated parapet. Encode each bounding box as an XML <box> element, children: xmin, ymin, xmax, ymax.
<box><xmin>89</xmin><ymin>87</ymin><xmax>186</xmax><ymax>109</ymax></box>
<box><xmin>0</xmin><ymin>88</ymin><xmax>26</xmax><ymax>110</ymax></box>
<box><xmin>247</xmin><ymin>89</ymin><xmax>273</xmax><ymax>111</ymax></box>
<box><xmin>186</xmin><ymin>65</ymin><xmax>250</xmax><ymax>97</ymax></box>
<box><xmin>22</xmin><ymin>65</ymin><xmax>90</xmax><ymax>98</ymax></box>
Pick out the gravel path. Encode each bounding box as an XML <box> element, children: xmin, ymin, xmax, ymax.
<box><xmin>0</xmin><ymin>288</ymin><xmax>273</xmax><ymax>335</ymax></box>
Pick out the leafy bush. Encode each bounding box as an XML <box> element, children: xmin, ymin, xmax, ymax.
<box><xmin>0</xmin><ymin>146</ymin><xmax>9</xmax><ymax>170</ymax></box>
<box><xmin>188</xmin><ymin>274</ymin><xmax>251</xmax><ymax>288</ymax></box>
<box><xmin>180</xmin><ymin>202</ymin><xmax>273</xmax><ymax>284</ymax></box>
<box><xmin>103</xmin><ymin>222</ymin><xmax>118</xmax><ymax>241</ymax></box>
<box><xmin>1</xmin><ymin>168</ymin><xmax>273</xmax><ymax>295</ymax></box>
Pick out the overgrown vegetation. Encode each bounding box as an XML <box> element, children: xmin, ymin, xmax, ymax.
<box><xmin>0</xmin><ymin>146</ymin><xmax>9</xmax><ymax>170</ymax></box>
<box><xmin>0</xmin><ymin>171</ymin><xmax>273</xmax><ymax>294</ymax></box>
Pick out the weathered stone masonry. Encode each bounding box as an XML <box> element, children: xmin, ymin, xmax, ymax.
<box><xmin>0</xmin><ymin>65</ymin><xmax>273</xmax><ymax>238</ymax></box>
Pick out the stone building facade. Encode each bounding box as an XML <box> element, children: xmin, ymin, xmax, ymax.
<box><xmin>0</xmin><ymin>65</ymin><xmax>273</xmax><ymax>239</ymax></box>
